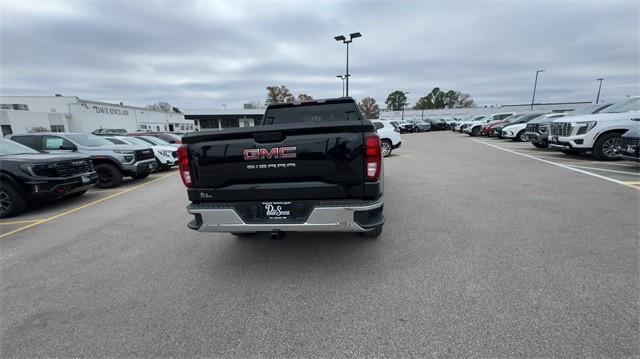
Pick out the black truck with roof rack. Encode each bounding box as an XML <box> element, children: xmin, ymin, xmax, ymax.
<box><xmin>178</xmin><ymin>97</ymin><xmax>385</xmax><ymax>238</ymax></box>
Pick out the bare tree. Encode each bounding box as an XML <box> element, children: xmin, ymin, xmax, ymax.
<box><xmin>265</xmin><ymin>85</ymin><xmax>295</xmax><ymax>106</ymax></box>
<box><xmin>147</xmin><ymin>101</ymin><xmax>177</xmax><ymax>112</ymax></box>
<box><xmin>455</xmin><ymin>92</ymin><xmax>475</xmax><ymax>108</ymax></box>
<box><xmin>359</xmin><ymin>97</ymin><xmax>380</xmax><ymax>119</ymax></box>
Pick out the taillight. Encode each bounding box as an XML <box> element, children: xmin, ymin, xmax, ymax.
<box><xmin>364</xmin><ymin>132</ymin><xmax>381</xmax><ymax>181</ymax></box>
<box><xmin>177</xmin><ymin>144</ymin><xmax>192</xmax><ymax>188</ymax></box>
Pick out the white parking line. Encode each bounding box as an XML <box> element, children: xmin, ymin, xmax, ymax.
<box><xmin>472</xmin><ymin>140</ymin><xmax>630</xmax><ymax>187</ymax></box>
<box><xmin>520</xmin><ymin>154</ymin><xmax>640</xmax><ymax>168</ymax></box>
<box><xmin>564</xmin><ymin>164</ymin><xmax>640</xmax><ymax>176</ymax></box>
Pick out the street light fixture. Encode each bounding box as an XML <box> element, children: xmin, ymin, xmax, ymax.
<box><xmin>334</xmin><ymin>32</ymin><xmax>362</xmax><ymax>97</ymax></box>
<box><xmin>336</xmin><ymin>75</ymin><xmax>347</xmax><ymax>97</ymax></box>
<box><xmin>530</xmin><ymin>69</ymin><xmax>545</xmax><ymax>110</ymax></box>
<box><xmin>596</xmin><ymin>78</ymin><xmax>604</xmax><ymax>104</ymax></box>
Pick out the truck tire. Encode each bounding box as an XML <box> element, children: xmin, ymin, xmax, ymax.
<box><xmin>0</xmin><ymin>183</ymin><xmax>28</xmax><ymax>218</ymax></box>
<box><xmin>94</xmin><ymin>163</ymin><xmax>123</xmax><ymax>188</ymax></box>
<box><xmin>381</xmin><ymin>139</ymin><xmax>392</xmax><ymax>157</ymax></box>
<box><xmin>362</xmin><ymin>224</ymin><xmax>383</xmax><ymax>238</ymax></box>
<box><xmin>532</xmin><ymin>141</ymin><xmax>548</xmax><ymax>148</ymax></box>
<box><xmin>592</xmin><ymin>132</ymin><xmax>622</xmax><ymax>161</ymax></box>
<box><xmin>131</xmin><ymin>173</ymin><xmax>150</xmax><ymax>180</ymax></box>
<box><xmin>470</xmin><ymin>126</ymin><xmax>481</xmax><ymax>137</ymax></box>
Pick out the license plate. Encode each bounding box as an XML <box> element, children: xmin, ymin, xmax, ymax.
<box><xmin>261</xmin><ymin>201</ymin><xmax>292</xmax><ymax>220</ymax></box>
<box><xmin>81</xmin><ymin>175</ymin><xmax>90</xmax><ymax>184</ymax></box>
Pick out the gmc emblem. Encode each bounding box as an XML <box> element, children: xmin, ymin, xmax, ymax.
<box><xmin>243</xmin><ymin>146</ymin><xmax>297</xmax><ymax>160</ymax></box>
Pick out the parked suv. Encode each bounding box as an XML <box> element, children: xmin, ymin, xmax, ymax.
<box><xmin>499</xmin><ymin>113</ymin><xmax>546</xmax><ymax>141</ymax></box>
<box><xmin>0</xmin><ymin>138</ymin><xmax>97</xmax><ymax>217</ymax></box>
<box><xmin>456</xmin><ymin>115</ymin><xmax>486</xmax><ymax>132</ymax></box>
<box><xmin>7</xmin><ymin>133</ymin><xmax>156</xmax><ymax>188</ymax></box>
<box><xmin>104</xmin><ymin>136</ymin><xmax>178</xmax><ymax>170</ymax></box>
<box><xmin>372</xmin><ymin>120</ymin><xmax>402</xmax><ymax>157</ymax></box>
<box><xmin>549</xmin><ymin>97</ymin><xmax>640</xmax><ymax>160</ymax></box>
<box><xmin>524</xmin><ymin>113</ymin><xmax>568</xmax><ymax>148</ymax></box>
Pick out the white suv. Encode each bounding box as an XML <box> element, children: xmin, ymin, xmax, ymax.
<box><xmin>549</xmin><ymin>97</ymin><xmax>640</xmax><ymax>160</ymax></box>
<box><xmin>372</xmin><ymin>120</ymin><xmax>402</xmax><ymax>157</ymax></box>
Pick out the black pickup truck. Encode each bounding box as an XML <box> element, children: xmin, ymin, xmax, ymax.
<box><xmin>179</xmin><ymin>97</ymin><xmax>384</xmax><ymax>238</ymax></box>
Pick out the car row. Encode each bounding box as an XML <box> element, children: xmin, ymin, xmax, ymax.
<box><xmin>452</xmin><ymin>96</ymin><xmax>640</xmax><ymax>161</ymax></box>
<box><xmin>0</xmin><ymin>131</ymin><xmax>185</xmax><ymax>218</ymax></box>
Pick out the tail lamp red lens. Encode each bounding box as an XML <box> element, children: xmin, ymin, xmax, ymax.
<box><xmin>177</xmin><ymin>144</ymin><xmax>192</xmax><ymax>188</ymax></box>
<box><xmin>364</xmin><ymin>132</ymin><xmax>381</xmax><ymax>181</ymax></box>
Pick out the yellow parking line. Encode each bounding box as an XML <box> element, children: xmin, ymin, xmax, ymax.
<box><xmin>0</xmin><ymin>219</ymin><xmax>45</xmax><ymax>225</ymax></box>
<box><xmin>0</xmin><ymin>172</ymin><xmax>177</xmax><ymax>240</ymax></box>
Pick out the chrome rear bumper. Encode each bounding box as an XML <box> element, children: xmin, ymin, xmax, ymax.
<box><xmin>187</xmin><ymin>198</ymin><xmax>383</xmax><ymax>233</ymax></box>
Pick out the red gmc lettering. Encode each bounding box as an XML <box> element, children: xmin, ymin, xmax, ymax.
<box><xmin>243</xmin><ymin>146</ymin><xmax>297</xmax><ymax>160</ymax></box>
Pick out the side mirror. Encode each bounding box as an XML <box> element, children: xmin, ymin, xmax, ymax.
<box><xmin>59</xmin><ymin>144</ymin><xmax>77</xmax><ymax>151</ymax></box>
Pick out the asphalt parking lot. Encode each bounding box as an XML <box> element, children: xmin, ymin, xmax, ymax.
<box><xmin>1</xmin><ymin>132</ymin><xmax>638</xmax><ymax>357</ymax></box>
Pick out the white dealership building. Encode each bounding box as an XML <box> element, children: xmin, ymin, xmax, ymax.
<box><xmin>0</xmin><ymin>96</ymin><xmax>195</xmax><ymax>136</ymax></box>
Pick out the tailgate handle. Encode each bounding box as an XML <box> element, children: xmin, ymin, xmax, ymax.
<box><xmin>254</xmin><ymin>131</ymin><xmax>286</xmax><ymax>143</ymax></box>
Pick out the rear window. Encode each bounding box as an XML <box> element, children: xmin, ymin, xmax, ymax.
<box><xmin>262</xmin><ymin>103</ymin><xmax>361</xmax><ymax>125</ymax></box>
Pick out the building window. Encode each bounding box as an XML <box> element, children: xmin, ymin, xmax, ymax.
<box><xmin>50</xmin><ymin>125</ymin><xmax>65</xmax><ymax>132</ymax></box>
<box><xmin>1</xmin><ymin>125</ymin><xmax>12</xmax><ymax>136</ymax></box>
<box><xmin>0</xmin><ymin>104</ymin><xmax>29</xmax><ymax>111</ymax></box>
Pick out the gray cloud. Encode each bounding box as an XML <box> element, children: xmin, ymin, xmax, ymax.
<box><xmin>1</xmin><ymin>0</ymin><xmax>638</xmax><ymax>109</ymax></box>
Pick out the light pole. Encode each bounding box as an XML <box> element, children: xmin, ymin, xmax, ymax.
<box><xmin>530</xmin><ymin>69</ymin><xmax>545</xmax><ymax>110</ymax></box>
<box><xmin>336</xmin><ymin>75</ymin><xmax>346</xmax><ymax>97</ymax></box>
<box><xmin>334</xmin><ymin>32</ymin><xmax>362</xmax><ymax>97</ymax></box>
<box><xmin>401</xmin><ymin>91</ymin><xmax>409</xmax><ymax>121</ymax></box>
<box><xmin>596</xmin><ymin>78</ymin><xmax>604</xmax><ymax>104</ymax></box>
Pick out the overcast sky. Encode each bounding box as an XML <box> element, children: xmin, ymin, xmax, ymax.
<box><xmin>1</xmin><ymin>0</ymin><xmax>638</xmax><ymax>110</ymax></box>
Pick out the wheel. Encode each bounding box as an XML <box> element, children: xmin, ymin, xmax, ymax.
<box><xmin>94</xmin><ymin>163</ymin><xmax>122</xmax><ymax>188</ymax></box>
<box><xmin>381</xmin><ymin>140</ymin><xmax>392</xmax><ymax>157</ymax></box>
<box><xmin>593</xmin><ymin>132</ymin><xmax>622</xmax><ymax>161</ymax></box>
<box><xmin>362</xmin><ymin>225</ymin><xmax>383</xmax><ymax>238</ymax></box>
<box><xmin>0</xmin><ymin>183</ymin><xmax>28</xmax><ymax>218</ymax></box>
<box><xmin>65</xmin><ymin>189</ymin><xmax>88</xmax><ymax>198</ymax></box>
<box><xmin>131</xmin><ymin>172</ymin><xmax>150</xmax><ymax>179</ymax></box>
<box><xmin>532</xmin><ymin>141</ymin><xmax>548</xmax><ymax>148</ymax></box>
<box><xmin>514</xmin><ymin>130</ymin><xmax>528</xmax><ymax>142</ymax></box>
<box><xmin>470</xmin><ymin>126</ymin><xmax>481</xmax><ymax>136</ymax></box>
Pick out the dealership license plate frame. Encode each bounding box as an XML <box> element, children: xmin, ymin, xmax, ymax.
<box><xmin>260</xmin><ymin>201</ymin><xmax>293</xmax><ymax>220</ymax></box>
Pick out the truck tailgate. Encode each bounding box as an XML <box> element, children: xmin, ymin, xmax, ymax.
<box><xmin>183</xmin><ymin>123</ymin><xmax>376</xmax><ymax>202</ymax></box>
